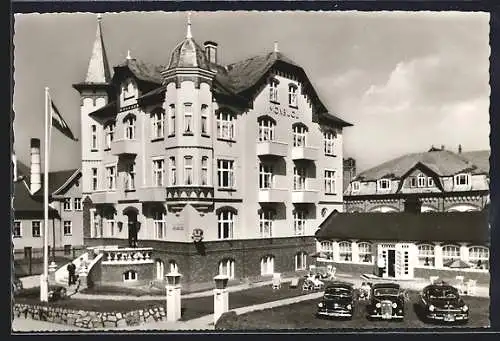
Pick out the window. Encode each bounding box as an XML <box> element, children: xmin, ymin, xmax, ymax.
<box><xmin>323</xmin><ymin>131</ymin><xmax>336</xmax><ymax>155</ymax></box>
<box><xmin>183</xmin><ymin>103</ymin><xmax>193</xmax><ymax>134</ymax></box>
<box><xmin>63</xmin><ymin>198</ymin><xmax>72</xmax><ymax>211</ymax></box>
<box><xmin>442</xmin><ymin>245</ymin><xmax>461</xmax><ymax>266</ymax></box>
<box><xmin>288</xmin><ymin>84</ymin><xmax>298</xmax><ymax>107</ymax></box>
<box><xmin>259</xmin><ymin>163</ymin><xmax>273</xmax><ymax>189</ymax></box>
<box><xmin>217</xmin><ymin>209</ymin><xmax>234</xmax><ymax>240</ymax></box>
<box><xmin>125</xmin><ymin>163</ymin><xmax>136</xmax><ymax>191</ymax></box>
<box><xmin>259</xmin><ymin>209</ymin><xmax>274</xmax><ymax>238</ymax></box>
<box><xmin>358</xmin><ymin>242</ymin><xmax>373</xmax><ymax>263</ymax></box>
<box><xmin>64</xmin><ymin>245</ymin><xmax>72</xmax><ymax>256</ymax></box>
<box><xmin>324</xmin><ymin>170</ymin><xmax>336</xmax><ymax>194</ymax></box>
<box><xmin>32</xmin><ymin>221</ymin><xmax>41</xmax><ymax>237</ymax></box>
<box><xmin>201</xmin><ymin>157</ymin><xmax>208</xmax><ymax>186</ymax></box>
<box><xmin>418</xmin><ymin>244</ymin><xmax>435</xmax><ymax>267</ymax></box>
<box><xmin>352</xmin><ymin>181</ymin><xmax>360</xmax><ymax>192</ymax></box>
<box><xmin>293</xmin><ymin>167</ymin><xmax>306</xmax><ymax>190</ymax></box>
<box><xmin>454</xmin><ymin>174</ymin><xmax>469</xmax><ymax>186</ymax></box>
<box><xmin>409</xmin><ymin>177</ymin><xmax>417</xmax><ymax>188</ymax></box>
<box><xmin>293</xmin><ymin>210</ymin><xmax>306</xmax><ymax>236</ymax></box>
<box><xmin>338</xmin><ymin>241</ymin><xmax>352</xmax><ymax>262</ymax></box>
<box><xmin>377</xmin><ymin>179</ymin><xmax>391</xmax><ymax>191</ymax></box>
<box><xmin>106</xmin><ymin>165</ymin><xmax>116</xmax><ymax>190</ymax></box>
<box><xmin>74</xmin><ymin>198</ymin><xmax>82</xmax><ymax>211</ymax></box>
<box><xmin>153</xmin><ymin>209</ymin><xmax>166</xmax><ymax>239</ymax></box>
<box><xmin>184</xmin><ymin>156</ymin><xmax>193</xmax><ymax>185</ymax></box>
<box><xmin>295</xmin><ymin>252</ymin><xmax>307</xmax><ymax>271</ymax></box>
<box><xmin>13</xmin><ymin>221</ymin><xmax>21</xmax><ymax>238</ymax></box>
<box><xmin>151</xmin><ymin>110</ymin><xmax>165</xmax><ymax>139</ymax></box>
<box><xmin>219</xmin><ymin>259</ymin><xmax>235</xmax><ymax>279</ymax></box>
<box><xmin>201</xmin><ymin>104</ymin><xmax>209</xmax><ymax>135</ymax></box>
<box><xmin>269</xmin><ymin>78</ymin><xmax>279</xmax><ymax>103</ymax></box>
<box><xmin>123</xmin><ymin>270</ymin><xmax>137</xmax><ymax>282</ymax></box>
<box><xmin>428</xmin><ymin>177</ymin><xmax>435</xmax><ymax>187</ymax></box>
<box><xmin>216</xmin><ymin>111</ymin><xmax>235</xmax><ymax>140</ymax></box>
<box><xmin>153</xmin><ymin>159</ymin><xmax>164</xmax><ymax>187</ymax></box>
<box><xmin>293</xmin><ymin>124</ymin><xmax>307</xmax><ymax>147</ymax></box>
<box><xmin>217</xmin><ymin>159</ymin><xmax>235</xmax><ymax>189</ymax></box>
<box><xmin>468</xmin><ymin>246</ymin><xmax>489</xmax><ymax>269</ymax></box>
<box><xmin>91</xmin><ymin>168</ymin><xmax>98</xmax><ymax>191</ymax></box>
<box><xmin>169</xmin><ymin>157</ymin><xmax>176</xmax><ymax>186</ymax></box>
<box><xmin>258</xmin><ymin>117</ymin><xmax>275</xmax><ymax>141</ymax></box>
<box><xmin>417</xmin><ymin>174</ymin><xmax>427</xmax><ymax>188</ymax></box>
<box><xmin>169</xmin><ymin>260</ymin><xmax>179</xmax><ymax>274</ymax></box>
<box><xmin>261</xmin><ymin>256</ymin><xmax>275</xmax><ymax>276</ymax></box>
<box><xmin>124</xmin><ymin>116</ymin><xmax>136</xmax><ymax>140</ymax></box>
<box><xmin>63</xmin><ymin>221</ymin><xmax>72</xmax><ymax>236</ymax></box>
<box><xmin>168</xmin><ymin>104</ymin><xmax>176</xmax><ymax>136</ymax></box>
<box><xmin>320</xmin><ymin>241</ymin><xmax>333</xmax><ymax>258</ymax></box>
<box><xmin>104</xmin><ymin>211</ymin><xmax>115</xmax><ymax>237</ymax></box>
<box><xmin>104</xmin><ymin>121</ymin><xmax>115</xmax><ymax>149</ymax></box>
<box><xmin>91</xmin><ymin>125</ymin><xmax>98</xmax><ymax>150</ymax></box>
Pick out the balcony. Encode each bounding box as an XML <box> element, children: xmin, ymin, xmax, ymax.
<box><xmin>92</xmin><ymin>190</ymin><xmax>118</xmax><ymax>204</ymax></box>
<box><xmin>166</xmin><ymin>186</ymin><xmax>214</xmax><ymax>212</ymax></box>
<box><xmin>101</xmin><ymin>247</ymin><xmax>154</xmax><ymax>265</ymax></box>
<box><xmin>291</xmin><ymin>146</ymin><xmax>319</xmax><ymax>161</ymax></box>
<box><xmin>258</xmin><ymin>188</ymin><xmax>288</xmax><ymax>203</ymax></box>
<box><xmin>111</xmin><ymin>139</ymin><xmax>140</xmax><ymax>156</ymax></box>
<box><xmin>137</xmin><ymin>187</ymin><xmax>166</xmax><ymax>202</ymax></box>
<box><xmin>256</xmin><ymin>140</ymin><xmax>288</xmax><ymax>157</ymax></box>
<box><xmin>291</xmin><ymin>190</ymin><xmax>319</xmax><ymax>204</ymax></box>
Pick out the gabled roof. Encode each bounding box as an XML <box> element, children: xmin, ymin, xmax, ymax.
<box><xmin>315</xmin><ymin>211</ymin><xmax>490</xmax><ymax>244</ymax></box>
<box><xmin>13</xmin><ymin>180</ymin><xmax>44</xmax><ymax>212</ymax></box>
<box><xmin>354</xmin><ymin>149</ymin><xmax>489</xmax><ymax>182</ymax></box>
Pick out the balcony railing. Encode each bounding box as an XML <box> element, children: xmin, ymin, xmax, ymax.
<box><xmin>256</xmin><ymin>140</ymin><xmax>288</xmax><ymax>157</ymax></box>
<box><xmin>137</xmin><ymin>187</ymin><xmax>166</xmax><ymax>202</ymax></box>
<box><xmin>111</xmin><ymin>139</ymin><xmax>140</xmax><ymax>156</ymax></box>
<box><xmin>291</xmin><ymin>146</ymin><xmax>319</xmax><ymax>161</ymax></box>
<box><xmin>258</xmin><ymin>188</ymin><xmax>288</xmax><ymax>203</ymax></box>
<box><xmin>291</xmin><ymin>190</ymin><xmax>319</xmax><ymax>204</ymax></box>
<box><xmin>92</xmin><ymin>190</ymin><xmax>118</xmax><ymax>204</ymax></box>
<box><xmin>101</xmin><ymin>247</ymin><xmax>154</xmax><ymax>265</ymax></box>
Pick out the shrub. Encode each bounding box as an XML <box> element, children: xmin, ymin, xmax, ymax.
<box><xmin>215</xmin><ymin>311</ymin><xmax>239</xmax><ymax>330</ymax></box>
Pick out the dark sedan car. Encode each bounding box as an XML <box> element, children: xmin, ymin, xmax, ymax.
<box><xmin>418</xmin><ymin>283</ymin><xmax>469</xmax><ymax>324</ymax></box>
<box><xmin>316</xmin><ymin>282</ymin><xmax>355</xmax><ymax>319</ymax></box>
<box><xmin>48</xmin><ymin>285</ymin><xmax>68</xmax><ymax>302</ymax></box>
<box><xmin>367</xmin><ymin>283</ymin><xmax>405</xmax><ymax>320</ymax></box>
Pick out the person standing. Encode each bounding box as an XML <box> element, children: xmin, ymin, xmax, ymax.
<box><xmin>67</xmin><ymin>263</ymin><xmax>74</xmax><ymax>286</ymax></box>
<box><xmin>377</xmin><ymin>255</ymin><xmax>386</xmax><ymax>277</ymax></box>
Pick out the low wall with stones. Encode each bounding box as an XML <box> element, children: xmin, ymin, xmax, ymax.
<box><xmin>13</xmin><ymin>303</ymin><xmax>166</xmax><ymax>329</ymax></box>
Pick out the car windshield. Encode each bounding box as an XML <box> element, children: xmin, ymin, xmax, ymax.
<box><xmin>428</xmin><ymin>287</ymin><xmax>458</xmax><ymax>299</ymax></box>
<box><xmin>373</xmin><ymin>287</ymin><xmax>399</xmax><ymax>296</ymax></box>
<box><xmin>325</xmin><ymin>287</ymin><xmax>352</xmax><ymax>298</ymax></box>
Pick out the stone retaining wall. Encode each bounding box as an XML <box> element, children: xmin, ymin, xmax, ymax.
<box><xmin>13</xmin><ymin>303</ymin><xmax>166</xmax><ymax>329</ymax></box>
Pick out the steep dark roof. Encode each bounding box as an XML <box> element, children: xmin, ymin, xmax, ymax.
<box><xmin>114</xmin><ymin>59</ymin><xmax>166</xmax><ymax>85</ymax></box>
<box><xmin>460</xmin><ymin>150</ymin><xmax>490</xmax><ymax>174</ymax></box>
<box><xmin>13</xmin><ymin>181</ymin><xmax>43</xmax><ymax>212</ymax></box>
<box><xmin>34</xmin><ymin>169</ymin><xmax>79</xmax><ymax>196</ymax></box>
<box><xmin>355</xmin><ymin>149</ymin><xmax>488</xmax><ymax>181</ymax></box>
<box><xmin>316</xmin><ymin>211</ymin><xmax>490</xmax><ymax>244</ymax></box>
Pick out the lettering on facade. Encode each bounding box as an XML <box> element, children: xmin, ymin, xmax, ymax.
<box><xmin>172</xmin><ymin>225</ymin><xmax>184</xmax><ymax>231</ymax></box>
<box><xmin>269</xmin><ymin>104</ymin><xmax>298</xmax><ymax>119</ymax></box>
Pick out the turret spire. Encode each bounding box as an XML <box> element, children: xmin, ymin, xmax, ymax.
<box><xmin>84</xmin><ymin>13</ymin><xmax>111</xmax><ymax>84</ymax></box>
<box><xmin>186</xmin><ymin>11</ymin><xmax>192</xmax><ymax>39</ymax></box>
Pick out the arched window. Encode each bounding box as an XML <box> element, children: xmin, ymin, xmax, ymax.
<box><xmin>293</xmin><ymin>209</ymin><xmax>306</xmax><ymax>236</ymax></box>
<box><xmin>418</xmin><ymin>244</ymin><xmax>435</xmax><ymax>267</ymax></box>
<box><xmin>468</xmin><ymin>246</ymin><xmax>489</xmax><ymax>269</ymax></box>
<box><xmin>216</xmin><ymin>110</ymin><xmax>235</xmax><ymax>140</ymax></box>
<box><xmin>358</xmin><ymin>242</ymin><xmax>373</xmax><ymax>263</ymax></box>
<box><xmin>260</xmin><ymin>255</ymin><xmax>275</xmax><ymax>276</ymax></box>
<box><xmin>123</xmin><ymin>270</ymin><xmax>137</xmax><ymax>282</ymax></box>
<box><xmin>269</xmin><ymin>78</ymin><xmax>279</xmax><ymax>103</ymax></box>
<box><xmin>288</xmin><ymin>84</ymin><xmax>298</xmax><ymax>107</ymax></box>
<box><xmin>320</xmin><ymin>241</ymin><xmax>333</xmax><ymax>253</ymax></box>
<box><xmin>104</xmin><ymin>120</ymin><xmax>115</xmax><ymax>150</ymax></box>
<box><xmin>338</xmin><ymin>241</ymin><xmax>352</xmax><ymax>262</ymax></box>
<box><xmin>292</xmin><ymin>123</ymin><xmax>308</xmax><ymax>147</ymax></box>
<box><xmin>442</xmin><ymin>245</ymin><xmax>460</xmax><ymax>266</ymax></box>
<box><xmin>169</xmin><ymin>260</ymin><xmax>179</xmax><ymax>274</ymax></box>
<box><xmin>218</xmin><ymin>259</ymin><xmax>235</xmax><ymax>279</ymax></box>
<box><xmin>258</xmin><ymin>116</ymin><xmax>276</xmax><ymax>142</ymax></box>
<box><xmin>155</xmin><ymin>259</ymin><xmax>164</xmax><ymax>280</ymax></box>
<box><xmin>124</xmin><ymin>115</ymin><xmax>136</xmax><ymax>140</ymax></box>
<box><xmin>295</xmin><ymin>252</ymin><xmax>307</xmax><ymax>271</ymax></box>
<box><xmin>217</xmin><ymin>208</ymin><xmax>235</xmax><ymax>240</ymax></box>
<box><xmin>150</xmin><ymin>109</ymin><xmax>165</xmax><ymax>139</ymax></box>
<box><xmin>259</xmin><ymin>209</ymin><xmax>274</xmax><ymax>238</ymax></box>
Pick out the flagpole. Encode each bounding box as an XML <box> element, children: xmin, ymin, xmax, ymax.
<box><xmin>40</xmin><ymin>87</ymin><xmax>50</xmax><ymax>302</ymax></box>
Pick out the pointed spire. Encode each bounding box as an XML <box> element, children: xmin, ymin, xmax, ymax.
<box><xmin>126</xmin><ymin>50</ymin><xmax>132</xmax><ymax>60</ymax></box>
<box><xmin>186</xmin><ymin>11</ymin><xmax>192</xmax><ymax>39</ymax></box>
<box><xmin>84</xmin><ymin>13</ymin><xmax>111</xmax><ymax>84</ymax></box>
<box><xmin>274</xmin><ymin>41</ymin><xmax>279</xmax><ymax>53</ymax></box>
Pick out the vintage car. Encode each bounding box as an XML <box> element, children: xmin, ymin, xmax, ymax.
<box><xmin>316</xmin><ymin>282</ymin><xmax>355</xmax><ymax>319</ymax></box>
<box><xmin>418</xmin><ymin>283</ymin><xmax>469</xmax><ymax>324</ymax></box>
<box><xmin>367</xmin><ymin>283</ymin><xmax>405</xmax><ymax>320</ymax></box>
<box><xmin>48</xmin><ymin>285</ymin><xmax>68</xmax><ymax>302</ymax></box>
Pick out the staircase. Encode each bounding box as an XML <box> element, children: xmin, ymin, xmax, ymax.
<box><xmin>54</xmin><ymin>251</ymin><xmax>90</xmax><ymax>286</ymax></box>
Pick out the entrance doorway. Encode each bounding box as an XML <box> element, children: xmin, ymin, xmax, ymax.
<box><xmin>124</xmin><ymin>207</ymin><xmax>139</xmax><ymax>248</ymax></box>
<box><xmin>387</xmin><ymin>249</ymin><xmax>396</xmax><ymax>277</ymax></box>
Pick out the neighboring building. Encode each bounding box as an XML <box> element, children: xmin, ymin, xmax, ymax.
<box><xmin>343</xmin><ymin>157</ymin><xmax>356</xmax><ymax>192</ymax></box>
<box><xmin>344</xmin><ymin>145</ymin><xmax>490</xmax><ymax>213</ymax></box>
<box><xmin>13</xmin><ymin>138</ymin><xmax>84</xmax><ymax>274</ymax></box>
<box><xmin>72</xmin><ymin>15</ymin><xmax>352</xmax><ymax>289</ymax></box>
<box><xmin>315</xmin><ymin>211</ymin><xmax>490</xmax><ymax>283</ymax></box>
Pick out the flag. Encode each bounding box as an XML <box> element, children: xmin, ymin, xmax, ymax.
<box><xmin>49</xmin><ymin>94</ymin><xmax>78</xmax><ymax>141</ymax></box>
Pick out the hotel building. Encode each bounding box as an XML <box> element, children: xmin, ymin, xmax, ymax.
<box><xmin>72</xmin><ymin>15</ymin><xmax>352</xmax><ymax>289</ymax></box>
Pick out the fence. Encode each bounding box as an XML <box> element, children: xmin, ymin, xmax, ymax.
<box><xmin>13</xmin><ymin>246</ymin><xmax>86</xmax><ymax>277</ymax></box>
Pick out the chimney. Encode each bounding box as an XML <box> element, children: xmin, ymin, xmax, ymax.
<box><xmin>30</xmin><ymin>138</ymin><xmax>42</xmax><ymax>194</ymax></box>
<box><xmin>458</xmin><ymin>144</ymin><xmax>462</xmax><ymax>154</ymax></box>
<box><xmin>204</xmin><ymin>41</ymin><xmax>218</xmax><ymax>64</ymax></box>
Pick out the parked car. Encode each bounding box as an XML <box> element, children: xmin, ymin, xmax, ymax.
<box><xmin>48</xmin><ymin>285</ymin><xmax>68</xmax><ymax>302</ymax></box>
<box><xmin>418</xmin><ymin>283</ymin><xmax>469</xmax><ymax>324</ymax></box>
<box><xmin>367</xmin><ymin>283</ymin><xmax>405</xmax><ymax>320</ymax></box>
<box><xmin>316</xmin><ymin>282</ymin><xmax>355</xmax><ymax>319</ymax></box>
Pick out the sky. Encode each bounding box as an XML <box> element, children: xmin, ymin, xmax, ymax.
<box><xmin>13</xmin><ymin>11</ymin><xmax>490</xmax><ymax>172</ymax></box>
